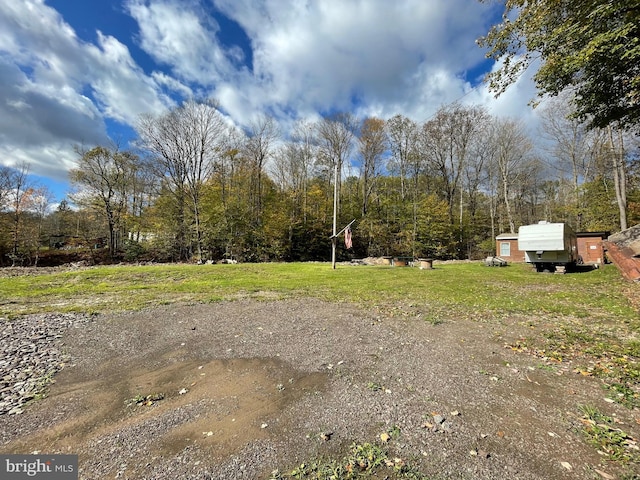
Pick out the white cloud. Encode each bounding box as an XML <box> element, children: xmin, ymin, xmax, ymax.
<box><xmin>465</xmin><ymin>56</ymin><xmax>544</xmax><ymax>137</ymax></box>
<box><xmin>152</xmin><ymin>71</ymin><xmax>193</xmax><ymax>98</ymax></box>
<box><xmin>86</xmin><ymin>31</ymin><xmax>169</xmax><ymax>123</ymax></box>
<box><xmin>201</xmin><ymin>0</ymin><xmax>509</xmax><ymax>126</ymax></box>
<box><xmin>125</xmin><ymin>0</ymin><xmax>248</xmax><ymax>84</ymax></box>
<box><xmin>0</xmin><ymin>0</ymin><xmax>170</xmax><ymax>184</ymax></box>
<box><xmin>0</xmin><ymin>0</ymin><xmax>545</xmax><ymax>194</ymax></box>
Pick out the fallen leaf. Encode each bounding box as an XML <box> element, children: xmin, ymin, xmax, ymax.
<box><xmin>594</xmin><ymin>469</ymin><xmax>615</xmax><ymax>479</ymax></box>
<box><xmin>560</xmin><ymin>461</ymin><xmax>572</xmax><ymax>471</ymax></box>
<box><xmin>380</xmin><ymin>432</ymin><xmax>390</xmax><ymax>443</ymax></box>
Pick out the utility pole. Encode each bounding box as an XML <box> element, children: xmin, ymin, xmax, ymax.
<box><xmin>332</xmin><ymin>164</ymin><xmax>338</xmax><ymax>269</ymax></box>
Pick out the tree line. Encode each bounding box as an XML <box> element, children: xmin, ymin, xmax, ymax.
<box><xmin>1</xmin><ymin>96</ymin><xmax>638</xmax><ymax>266</ymax></box>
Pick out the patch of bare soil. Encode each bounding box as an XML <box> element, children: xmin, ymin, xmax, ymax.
<box><xmin>1</xmin><ymin>299</ymin><xmax>638</xmax><ymax>479</ymax></box>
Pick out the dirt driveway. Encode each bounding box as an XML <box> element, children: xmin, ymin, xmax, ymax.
<box><xmin>1</xmin><ymin>298</ymin><xmax>638</xmax><ymax>479</ymax></box>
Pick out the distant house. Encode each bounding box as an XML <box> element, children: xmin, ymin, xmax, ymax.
<box><xmin>495</xmin><ymin>229</ymin><xmax>609</xmax><ymax>265</ymax></box>
<box><xmin>495</xmin><ymin>233</ymin><xmax>524</xmax><ymax>263</ymax></box>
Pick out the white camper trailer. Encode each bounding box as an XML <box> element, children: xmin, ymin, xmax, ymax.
<box><xmin>518</xmin><ymin>221</ymin><xmax>579</xmax><ymax>272</ymax></box>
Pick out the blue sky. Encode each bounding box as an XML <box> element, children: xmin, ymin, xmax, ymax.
<box><xmin>0</xmin><ymin>0</ymin><xmax>541</xmax><ymax>204</ymax></box>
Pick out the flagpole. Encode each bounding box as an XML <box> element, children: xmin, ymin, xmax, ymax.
<box><xmin>331</xmin><ymin>163</ymin><xmax>338</xmax><ymax>269</ymax></box>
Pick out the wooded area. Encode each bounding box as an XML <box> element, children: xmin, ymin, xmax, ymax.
<box><xmin>1</xmin><ymin>96</ymin><xmax>638</xmax><ymax>266</ymax></box>
<box><xmin>2</xmin><ymin>0</ymin><xmax>638</xmax><ymax>266</ymax></box>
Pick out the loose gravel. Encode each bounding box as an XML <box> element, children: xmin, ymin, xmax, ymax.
<box><xmin>0</xmin><ymin>313</ymin><xmax>91</xmax><ymax>415</ymax></box>
<box><xmin>1</xmin><ymin>300</ymin><xmax>638</xmax><ymax>480</ymax></box>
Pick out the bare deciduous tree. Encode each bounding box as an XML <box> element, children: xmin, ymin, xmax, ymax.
<box><xmin>491</xmin><ymin>118</ymin><xmax>534</xmax><ymax>233</ymax></box>
<box><xmin>70</xmin><ymin>146</ymin><xmax>138</xmax><ymax>258</ymax></box>
<box><xmin>0</xmin><ymin>165</ymin><xmax>12</xmax><ymax>212</ymax></box>
<box><xmin>386</xmin><ymin>115</ymin><xmax>418</xmax><ymax>201</ymax></box>
<box><xmin>608</xmin><ymin>126</ymin><xmax>628</xmax><ymax>230</ymax></box>
<box><xmin>315</xmin><ymin>113</ymin><xmax>357</xmax><ymax>210</ymax></box>
<box><xmin>5</xmin><ymin>163</ymin><xmax>33</xmax><ymax>265</ymax></box>
<box><xmin>539</xmin><ymin>93</ymin><xmax>593</xmax><ymax>229</ymax></box>
<box><xmin>358</xmin><ymin>117</ymin><xmax>386</xmax><ymax>216</ymax></box>
<box><xmin>421</xmin><ymin>104</ymin><xmax>487</xmax><ymax>224</ymax></box>
<box><xmin>137</xmin><ymin>99</ymin><xmax>226</xmax><ymax>260</ymax></box>
<box><xmin>243</xmin><ymin>114</ymin><xmax>279</xmax><ymax>225</ymax></box>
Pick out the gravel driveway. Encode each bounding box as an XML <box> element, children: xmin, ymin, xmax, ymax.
<box><xmin>1</xmin><ymin>299</ymin><xmax>638</xmax><ymax>479</ymax></box>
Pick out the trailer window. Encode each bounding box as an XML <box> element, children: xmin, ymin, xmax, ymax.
<box><xmin>500</xmin><ymin>242</ymin><xmax>511</xmax><ymax>256</ymax></box>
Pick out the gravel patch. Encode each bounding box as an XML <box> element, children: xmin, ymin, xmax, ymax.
<box><xmin>1</xmin><ymin>299</ymin><xmax>637</xmax><ymax>479</ymax></box>
<box><xmin>0</xmin><ymin>313</ymin><xmax>91</xmax><ymax>415</ymax></box>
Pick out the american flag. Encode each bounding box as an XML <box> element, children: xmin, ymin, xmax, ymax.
<box><xmin>344</xmin><ymin>226</ymin><xmax>353</xmax><ymax>249</ymax></box>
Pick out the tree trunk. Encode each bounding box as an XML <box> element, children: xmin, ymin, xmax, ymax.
<box><xmin>609</xmin><ymin>126</ymin><xmax>627</xmax><ymax>231</ymax></box>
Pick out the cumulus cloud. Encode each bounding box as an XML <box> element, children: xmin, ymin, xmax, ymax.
<box><xmin>0</xmin><ymin>0</ymin><xmax>169</xmax><ymax>182</ymax></box>
<box><xmin>465</xmin><ymin>56</ymin><xmax>544</xmax><ymax>137</ymax></box>
<box><xmin>208</xmin><ymin>0</ymin><xmax>502</xmax><ymax>124</ymax></box>
<box><xmin>0</xmin><ymin>0</ymin><xmax>544</xmax><ymax>194</ymax></box>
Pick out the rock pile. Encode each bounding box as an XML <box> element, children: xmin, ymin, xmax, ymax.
<box><xmin>0</xmin><ymin>313</ymin><xmax>89</xmax><ymax>415</ymax></box>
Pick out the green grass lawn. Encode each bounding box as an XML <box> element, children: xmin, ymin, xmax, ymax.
<box><xmin>0</xmin><ymin>261</ymin><xmax>635</xmax><ymax>320</ymax></box>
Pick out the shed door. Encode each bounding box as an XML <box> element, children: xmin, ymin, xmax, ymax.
<box><xmin>584</xmin><ymin>241</ymin><xmax>602</xmax><ymax>263</ymax></box>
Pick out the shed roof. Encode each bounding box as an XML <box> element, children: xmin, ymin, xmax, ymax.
<box><xmin>496</xmin><ymin>233</ymin><xmax>518</xmax><ymax>240</ymax></box>
<box><xmin>576</xmin><ymin>231</ymin><xmax>609</xmax><ymax>239</ymax></box>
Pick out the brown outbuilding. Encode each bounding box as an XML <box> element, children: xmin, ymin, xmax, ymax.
<box><xmin>495</xmin><ymin>230</ymin><xmax>609</xmax><ymax>266</ymax></box>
